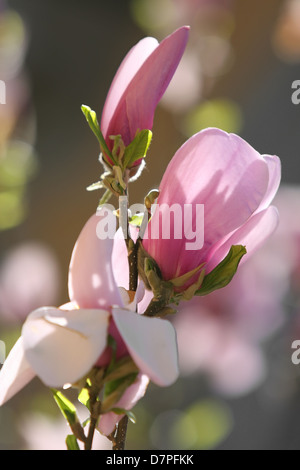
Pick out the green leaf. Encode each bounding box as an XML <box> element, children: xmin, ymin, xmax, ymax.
<box><xmin>102</xmin><ymin>373</ymin><xmax>138</xmax><ymax>412</ymax></box>
<box><xmin>181</xmin><ymin>268</ymin><xmax>206</xmax><ymax>301</ymax></box>
<box><xmin>103</xmin><ymin>356</ymin><xmax>139</xmax><ymax>384</ymax></box>
<box><xmin>170</xmin><ymin>262</ymin><xmax>205</xmax><ymax>288</ymax></box>
<box><xmin>66</xmin><ymin>434</ymin><xmax>80</xmax><ymax>450</ymax></box>
<box><xmin>102</xmin><ymin>357</ymin><xmax>139</xmax><ymax>409</ymax></box>
<box><xmin>110</xmin><ymin>134</ymin><xmax>125</xmax><ymax>162</ymax></box>
<box><xmin>103</xmin><ymin>376</ymin><xmax>123</xmax><ymax>401</ymax></box>
<box><xmin>51</xmin><ymin>389</ymin><xmax>86</xmax><ymax>442</ymax></box>
<box><xmin>86</xmin><ymin>181</ymin><xmax>103</xmax><ymax>192</ymax></box>
<box><xmin>78</xmin><ymin>387</ymin><xmax>90</xmax><ymax>410</ymax></box>
<box><xmin>82</xmin><ymin>417</ymin><xmax>90</xmax><ymax>428</ymax></box>
<box><xmin>101</xmin><ymin>345</ymin><xmax>139</xmax><ymax>411</ymax></box>
<box><xmin>123</xmin><ymin>129</ymin><xmax>152</xmax><ymax>168</ymax></box>
<box><xmin>81</xmin><ymin>105</ymin><xmax>116</xmax><ymax>164</ymax></box>
<box><xmin>111</xmin><ymin>408</ymin><xmax>137</xmax><ymax>424</ymax></box>
<box><xmin>98</xmin><ymin>188</ymin><xmax>113</xmax><ymax>206</ymax></box>
<box><xmin>195</xmin><ymin>245</ymin><xmax>247</xmax><ymax>297</ymax></box>
<box><xmin>129</xmin><ymin>213</ymin><xmax>144</xmax><ymax>227</ymax></box>
<box><xmin>51</xmin><ymin>389</ymin><xmax>78</xmax><ymax>426</ymax></box>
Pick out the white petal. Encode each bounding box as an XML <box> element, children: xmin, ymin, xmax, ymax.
<box><xmin>118</xmin><ymin>287</ymin><xmax>131</xmax><ymax>308</ymax></box>
<box><xmin>22</xmin><ymin>307</ymin><xmax>110</xmax><ymax>388</ymax></box>
<box><xmin>0</xmin><ymin>337</ymin><xmax>35</xmax><ymax>405</ymax></box>
<box><xmin>112</xmin><ymin>308</ymin><xmax>179</xmax><ymax>386</ymax></box>
<box><xmin>59</xmin><ymin>301</ymin><xmax>79</xmax><ymax>311</ymax></box>
<box><xmin>118</xmin><ymin>282</ymin><xmax>146</xmax><ymax>313</ymax></box>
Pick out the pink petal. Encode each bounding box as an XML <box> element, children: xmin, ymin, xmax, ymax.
<box><xmin>101</xmin><ymin>37</ymin><xmax>158</xmax><ymax>139</ymax></box>
<box><xmin>259</xmin><ymin>155</ymin><xmax>281</xmax><ymax>211</ymax></box>
<box><xmin>102</xmin><ymin>26</ymin><xmax>190</xmax><ymax>150</ymax></box>
<box><xmin>0</xmin><ymin>338</ymin><xmax>35</xmax><ymax>405</ymax></box>
<box><xmin>68</xmin><ymin>209</ymin><xmax>123</xmax><ymax>310</ymax></box>
<box><xmin>143</xmin><ymin>128</ymin><xmax>270</xmax><ymax>280</ymax></box>
<box><xmin>112</xmin><ymin>227</ymin><xmax>130</xmax><ymax>290</ymax></box>
<box><xmin>205</xmin><ymin>206</ymin><xmax>279</xmax><ymax>273</ymax></box>
<box><xmin>112</xmin><ymin>226</ymin><xmax>152</xmax><ymax>314</ymax></box>
<box><xmin>98</xmin><ymin>373</ymin><xmax>149</xmax><ymax>435</ymax></box>
<box><xmin>112</xmin><ymin>225</ymin><xmax>141</xmax><ymax>289</ymax></box>
<box><xmin>112</xmin><ymin>308</ymin><xmax>179</xmax><ymax>386</ymax></box>
<box><xmin>136</xmin><ymin>287</ymin><xmax>153</xmax><ymax>314</ymax></box>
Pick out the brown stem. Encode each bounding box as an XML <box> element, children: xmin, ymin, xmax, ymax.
<box><xmin>112</xmin><ymin>416</ymin><xmax>129</xmax><ymax>450</ymax></box>
<box><xmin>126</xmin><ymin>239</ymin><xmax>139</xmax><ymax>292</ymax></box>
<box><xmin>112</xmin><ymin>237</ymin><xmax>137</xmax><ymax>451</ymax></box>
<box><xmin>84</xmin><ymin>369</ymin><xmax>103</xmax><ymax>450</ymax></box>
<box><xmin>84</xmin><ymin>414</ymin><xmax>98</xmax><ymax>451</ymax></box>
<box><xmin>111</xmin><ymin>195</ymin><xmax>138</xmax><ymax>450</ymax></box>
<box><xmin>143</xmin><ymin>296</ymin><xmax>168</xmax><ymax>317</ymax></box>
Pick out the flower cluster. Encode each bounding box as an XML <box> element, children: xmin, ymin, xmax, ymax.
<box><xmin>0</xmin><ymin>25</ymin><xmax>281</xmax><ymax>450</ymax></box>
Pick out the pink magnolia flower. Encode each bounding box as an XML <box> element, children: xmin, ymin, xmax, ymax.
<box><xmin>0</xmin><ymin>209</ymin><xmax>179</xmax><ymax>434</ymax></box>
<box><xmin>100</xmin><ymin>26</ymin><xmax>189</xmax><ymax>168</ymax></box>
<box><xmin>143</xmin><ymin>127</ymin><xmax>281</xmax><ymax>283</ymax></box>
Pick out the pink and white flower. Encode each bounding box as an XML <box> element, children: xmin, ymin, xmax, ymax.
<box><xmin>0</xmin><ymin>209</ymin><xmax>179</xmax><ymax>434</ymax></box>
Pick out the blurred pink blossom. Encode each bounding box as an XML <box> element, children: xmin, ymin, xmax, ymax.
<box><xmin>0</xmin><ymin>242</ymin><xmax>61</xmax><ymax>324</ymax></box>
<box><xmin>174</xmin><ymin>301</ymin><xmax>267</xmax><ymax>396</ymax></box>
<box><xmin>173</xmin><ymin>253</ymin><xmax>284</xmax><ymax>397</ymax></box>
<box><xmin>20</xmin><ymin>411</ymin><xmax>112</xmax><ymax>450</ymax></box>
<box><xmin>270</xmin><ymin>185</ymin><xmax>300</xmax><ymax>291</ymax></box>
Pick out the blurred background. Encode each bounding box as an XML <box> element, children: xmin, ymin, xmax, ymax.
<box><xmin>1</xmin><ymin>0</ymin><xmax>300</xmax><ymax>450</ymax></box>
